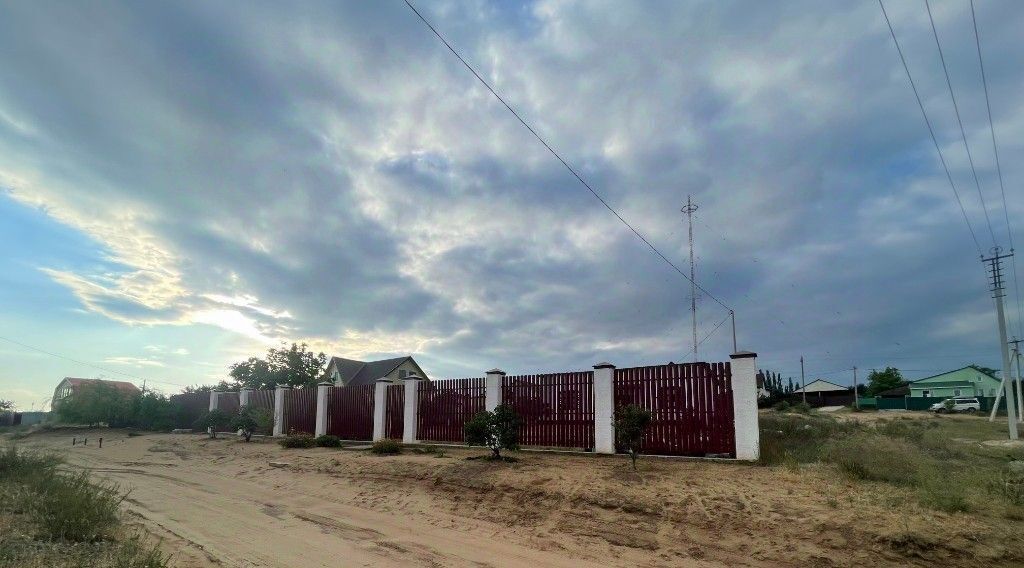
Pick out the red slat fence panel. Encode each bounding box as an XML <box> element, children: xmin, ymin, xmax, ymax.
<box><xmin>284</xmin><ymin>387</ymin><xmax>317</xmax><ymax>435</ymax></box>
<box><xmin>169</xmin><ymin>392</ymin><xmax>210</xmax><ymax>430</ymax></box>
<box><xmin>385</xmin><ymin>383</ymin><xmax>404</xmax><ymax>440</ymax></box>
<box><xmin>417</xmin><ymin>378</ymin><xmax>485</xmax><ymax>443</ymax></box>
<box><xmin>214</xmin><ymin>392</ymin><xmax>240</xmax><ymax>432</ymax></box>
<box><xmin>247</xmin><ymin>390</ymin><xmax>274</xmax><ymax>413</ymax></box>
<box><xmin>502</xmin><ymin>371</ymin><xmax>594</xmax><ymax>450</ymax></box>
<box><xmin>327</xmin><ymin>385</ymin><xmax>374</xmax><ymax>441</ymax></box>
<box><xmin>613</xmin><ymin>362</ymin><xmax>734</xmax><ymax>457</ymax></box>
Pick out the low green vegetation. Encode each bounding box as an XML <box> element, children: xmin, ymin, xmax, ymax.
<box><xmin>615</xmin><ymin>404</ymin><xmax>652</xmax><ymax>471</ymax></box>
<box><xmin>464</xmin><ymin>404</ymin><xmax>520</xmax><ymax>460</ymax></box>
<box><xmin>370</xmin><ymin>438</ymin><xmax>403</xmax><ymax>455</ymax></box>
<box><xmin>315</xmin><ymin>434</ymin><xmax>342</xmax><ymax>448</ymax></box>
<box><xmin>194</xmin><ymin>409</ymin><xmax>233</xmax><ymax>438</ymax></box>
<box><xmin>760</xmin><ymin>413</ymin><xmax>1024</xmax><ymax>515</ymax></box>
<box><xmin>54</xmin><ymin>382</ymin><xmax>182</xmax><ymax>431</ymax></box>
<box><xmin>0</xmin><ymin>446</ymin><xmax>169</xmax><ymax>567</ymax></box>
<box><xmin>231</xmin><ymin>407</ymin><xmax>274</xmax><ymax>442</ymax></box>
<box><xmin>278</xmin><ymin>432</ymin><xmax>316</xmax><ymax>448</ymax></box>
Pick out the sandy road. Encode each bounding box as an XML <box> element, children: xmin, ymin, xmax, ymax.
<box><xmin>44</xmin><ymin>432</ymin><xmax>605</xmax><ymax>568</ymax></box>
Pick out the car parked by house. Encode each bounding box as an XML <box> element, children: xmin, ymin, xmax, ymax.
<box><xmin>929</xmin><ymin>397</ymin><xmax>981</xmax><ymax>413</ymax></box>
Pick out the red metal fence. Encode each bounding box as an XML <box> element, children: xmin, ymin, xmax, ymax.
<box><xmin>169</xmin><ymin>392</ymin><xmax>209</xmax><ymax>430</ymax></box>
<box><xmin>327</xmin><ymin>385</ymin><xmax>374</xmax><ymax>441</ymax></box>
<box><xmin>614</xmin><ymin>362</ymin><xmax>734</xmax><ymax>457</ymax></box>
<box><xmin>385</xmin><ymin>384</ymin><xmax>404</xmax><ymax>440</ymax></box>
<box><xmin>502</xmin><ymin>371</ymin><xmax>594</xmax><ymax>450</ymax></box>
<box><xmin>215</xmin><ymin>392</ymin><xmax>240</xmax><ymax>432</ymax></box>
<box><xmin>247</xmin><ymin>389</ymin><xmax>274</xmax><ymax>412</ymax></box>
<box><xmin>417</xmin><ymin>378</ymin><xmax>485</xmax><ymax>443</ymax></box>
<box><xmin>284</xmin><ymin>387</ymin><xmax>317</xmax><ymax>435</ymax></box>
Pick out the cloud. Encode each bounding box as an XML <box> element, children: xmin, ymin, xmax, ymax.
<box><xmin>102</xmin><ymin>356</ymin><xmax>165</xmax><ymax>368</ymax></box>
<box><xmin>0</xmin><ymin>0</ymin><xmax>1021</xmax><ymax>386</ymax></box>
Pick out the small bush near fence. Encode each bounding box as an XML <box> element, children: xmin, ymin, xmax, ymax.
<box><xmin>370</xmin><ymin>439</ymin><xmax>403</xmax><ymax>455</ymax></box>
<box><xmin>279</xmin><ymin>432</ymin><xmax>316</xmax><ymax>449</ymax></box>
<box><xmin>230</xmin><ymin>407</ymin><xmax>274</xmax><ymax>442</ymax></box>
<box><xmin>464</xmin><ymin>404</ymin><xmax>520</xmax><ymax>460</ymax></box>
<box><xmin>315</xmin><ymin>435</ymin><xmax>342</xmax><ymax>448</ymax></box>
<box><xmin>615</xmin><ymin>404</ymin><xmax>652</xmax><ymax>471</ymax></box>
<box><xmin>194</xmin><ymin>409</ymin><xmax>232</xmax><ymax>438</ymax></box>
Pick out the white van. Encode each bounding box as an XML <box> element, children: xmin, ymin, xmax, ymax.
<box><xmin>929</xmin><ymin>397</ymin><xmax>981</xmax><ymax>413</ymax></box>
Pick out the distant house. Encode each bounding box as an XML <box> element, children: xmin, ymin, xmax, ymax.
<box><xmin>909</xmin><ymin>367</ymin><xmax>1001</xmax><ymax>399</ymax></box>
<box><xmin>793</xmin><ymin>379</ymin><xmax>853</xmax><ymax>407</ymax></box>
<box><xmin>794</xmin><ymin>379</ymin><xmax>849</xmax><ymax>395</ymax></box>
<box><xmin>52</xmin><ymin>377</ymin><xmax>141</xmax><ymax>409</ymax></box>
<box><xmin>323</xmin><ymin>356</ymin><xmax>429</xmax><ymax>387</ymax></box>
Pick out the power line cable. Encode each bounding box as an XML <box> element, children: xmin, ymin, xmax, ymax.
<box><xmin>970</xmin><ymin>0</ymin><xmax>1023</xmax><ymax>336</ymax></box>
<box><xmin>878</xmin><ymin>0</ymin><xmax>982</xmax><ymax>256</ymax></box>
<box><xmin>402</xmin><ymin>0</ymin><xmax>731</xmax><ymax>312</ymax></box>
<box><xmin>0</xmin><ymin>335</ymin><xmax>193</xmax><ymax>390</ymax></box>
<box><xmin>696</xmin><ymin>312</ymin><xmax>731</xmax><ymax>349</ymax></box>
<box><xmin>924</xmin><ymin>0</ymin><xmax>998</xmax><ymax>249</ymax></box>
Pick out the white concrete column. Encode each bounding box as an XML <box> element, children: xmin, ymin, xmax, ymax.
<box><xmin>485</xmin><ymin>369</ymin><xmax>505</xmax><ymax>412</ymax></box>
<box><xmin>730</xmin><ymin>351</ymin><xmax>760</xmax><ymax>461</ymax></box>
<box><xmin>372</xmin><ymin>379</ymin><xmax>390</xmax><ymax>441</ymax></box>
<box><xmin>592</xmin><ymin>362</ymin><xmax>616</xmax><ymax>454</ymax></box>
<box><xmin>239</xmin><ymin>388</ymin><xmax>252</xmax><ymax>407</ymax></box>
<box><xmin>208</xmin><ymin>390</ymin><xmax>219</xmax><ymax>411</ymax></box>
<box><xmin>273</xmin><ymin>385</ymin><xmax>290</xmax><ymax>437</ymax></box>
<box><xmin>315</xmin><ymin>382</ymin><xmax>331</xmax><ymax>437</ymax></box>
<box><xmin>402</xmin><ymin>374</ymin><xmax>422</xmax><ymax>444</ymax></box>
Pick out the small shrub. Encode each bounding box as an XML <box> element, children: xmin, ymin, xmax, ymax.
<box><xmin>194</xmin><ymin>409</ymin><xmax>232</xmax><ymax>439</ymax></box>
<box><xmin>231</xmin><ymin>407</ymin><xmax>274</xmax><ymax>442</ymax></box>
<box><xmin>315</xmin><ymin>434</ymin><xmax>342</xmax><ymax>448</ymax></box>
<box><xmin>791</xmin><ymin>401</ymin><xmax>813</xmax><ymax>414</ymax></box>
<box><xmin>0</xmin><ymin>446</ymin><xmax>61</xmax><ymax>478</ymax></box>
<box><xmin>773</xmin><ymin>400</ymin><xmax>791</xmax><ymax>412</ymax></box>
<box><xmin>278</xmin><ymin>432</ymin><xmax>316</xmax><ymax>448</ymax></box>
<box><xmin>464</xmin><ymin>404</ymin><xmax>520</xmax><ymax>459</ymax></box>
<box><xmin>370</xmin><ymin>439</ymin><xmax>403</xmax><ymax>455</ymax></box>
<box><xmin>29</xmin><ymin>470</ymin><xmax>125</xmax><ymax>542</ymax></box>
<box><xmin>615</xmin><ymin>404</ymin><xmax>652</xmax><ymax>471</ymax></box>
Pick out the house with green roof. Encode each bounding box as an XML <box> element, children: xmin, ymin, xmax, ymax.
<box><xmin>909</xmin><ymin>367</ymin><xmax>1001</xmax><ymax>399</ymax></box>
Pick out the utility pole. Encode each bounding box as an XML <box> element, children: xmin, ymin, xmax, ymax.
<box><xmin>1011</xmin><ymin>337</ymin><xmax>1023</xmax><ymax>424</ymax></box>
<box><xmin>800</xmin><ymin>356</ymin><xmax>807</xmax><ymax>404</ymax></box>
<box><xmin>682</xmin><ymin>196</ymin><xmax>699</xmax><ymax>363</ymax></box>
<box><xmin>982</xmin><ymin>248</ymin><xmax>1018</xmax><ymax>439</ymax></box>
<box><xmin>853</xmin><ymin>366</ymin><xmax>859</xmax><ymax>410</ymax></box>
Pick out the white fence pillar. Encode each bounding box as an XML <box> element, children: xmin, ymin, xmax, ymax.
<box><xmin>402</xmin><ymin>374</ymin><xmax>422</xmax><ymax>444</ymax></box>
<box><xmin>315</xmin><ymin>382</ymin><xmax>331</xmax><ymax>437</ymax></box>
<box><xmin>485</xmin><ymin>369</ymin><xmax>505</xmax><ymax>411</ymax></box>
<box><xmin>593</xmin><ymin>362</ymin><xmax>616</xmax><ymax>454</ymax></box>
<box><xmin>273</xmin><ymin>385</ymin><xmax>290</xmax><ymax>437</ymax></box>
<box><xmin>372</xmin><ymin>379</ymin><xmax>390</xmax><ymax>441</ymax></box>
<box><xmin>730</xmin><ymin>351</ymin><xmax>759</xmax><ymax>461</ymax></box>
<box><xmin>239</xmin><ymin>388</ymin><xmax>252</xmax><ymax>407</ymax></box>
<box><xmin>208</xmin><ymin>390</ymin><xmax>219</xmax><ymax>411</ymax></box>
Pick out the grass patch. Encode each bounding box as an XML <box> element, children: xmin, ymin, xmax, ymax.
<box><xmin>0</xmin><ymin>446</ymin><xmax>169</xmax><ymax>567</ymax></box>
<box><xmin>826</xmin><ymin>434</ymin><xmax>927</xmax><ymax>485</ymax></box>
<box><xmin>369</xmin><ymin>439</ymin><xmax>402</xmax><ymax>455</ymax></box>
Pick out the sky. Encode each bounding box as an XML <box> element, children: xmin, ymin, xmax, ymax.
<box><xmin>1</xmin><ymin>0</ymin><xmax>1022</xmax><ymax>410</ymax></box>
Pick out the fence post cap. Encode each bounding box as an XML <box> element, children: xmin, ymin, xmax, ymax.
<box><xmin>486</xmin><ymin>368</ymin><xmax>506</xmax><ymax>375</ymax></box>
<box><xmin>593</xmin><ymin>362</ymin><xmax>616</xmax><ymax>369</ymax></box>
<box><xmin>375</xmin><ymin>377</ymin><xmax>394</xmax><ymax>383</ymax></box>
<box><xmin>730</xmin><ymin>351</ymin><xmax>758</xmax><ymax>359</ymax></box>
<box><xmin>317</xmin><ymin>382</ymin><xmax>333</xmax><ymax>387</ymax></box>
<box><xmin>275</xmin><ymin>384</ymin><xmax>292</xmax><ymax>389</ymax></box>
<box><xmin>402</xmin><ymin>373</ymin><xmax>423</xmax><ymax>381</ymax></box>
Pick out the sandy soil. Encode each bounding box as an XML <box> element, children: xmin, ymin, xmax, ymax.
<box><xmin>9</xmin><ymin>429</ymin><xmax>1024</xmax><ymax>568</ymax></box>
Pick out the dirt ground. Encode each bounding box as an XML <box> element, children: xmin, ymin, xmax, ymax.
<box><xmin>7</xmin><ymin>427</ymin><xmax>1024</xmax><ymax>568</ymax></box>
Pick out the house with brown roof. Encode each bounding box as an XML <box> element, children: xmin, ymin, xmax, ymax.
<box><xmin>323</xmin><ymin>356</ymin><xmax>429</xmax><ymax>387</ymax></box>
<box><xmin>52</xmin><ymin>377</ymin><xmax>141</xmax><ymax>409</ymax></box>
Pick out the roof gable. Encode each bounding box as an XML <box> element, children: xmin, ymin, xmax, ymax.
<box><xmin>912</xmin><ymin>367</ymin><xmax>1000</xmax><ymax>386</ymax></box>
<box><xmin>795</xmin><ymin>379</ymin><xmax>848</xmax><ymax>393</ymax></box>
<box><xmin>326</xmin><ymin>355</ymin><xmax>423</xmax><ymax>387</ymax></box>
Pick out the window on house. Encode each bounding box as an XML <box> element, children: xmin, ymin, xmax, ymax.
<box><xmin>399</xmin><ymin>370</ymin><xmax>408</xmax><ymax>379</ymax></box>
<box><xmin>922</xmin><ymin>390</ymin><xmax>930</xmax><ymax>398</ymax></box>
<box><xmin>954</xmin><ymin>389</ymin><xmax>962</xmax><ymax>396</ymax></box>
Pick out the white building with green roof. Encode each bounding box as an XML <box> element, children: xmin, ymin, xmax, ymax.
<box><xmin>908</xmin><ymin>367</ymin><xmax>1001</xmax><ymax>399</ymax></box>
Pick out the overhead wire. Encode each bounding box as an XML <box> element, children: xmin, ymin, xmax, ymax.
<box><xmin>878</xmin><ymin>0</ymin><xmax>983</xmax><ymax>256</ymax></box>
<box><xmin>401</xmin><ymin>0</ymin><xmax>732</xmax><ymax>313</ymax></box>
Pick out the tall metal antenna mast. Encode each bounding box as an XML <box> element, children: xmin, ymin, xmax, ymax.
<box><xmin>682</xmin><ymin>196</ymin><xmax>699</xmax><ymax>362</ymax></box>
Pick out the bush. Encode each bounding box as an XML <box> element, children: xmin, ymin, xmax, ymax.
<box><xmin>315</xmin><ymin>435</ymin><xmax>342</xmax><ymax>448</ymax></box>
<box><xmin>230</xmin><ymin>407</ymin><xmax>274</xmax><ymax>442</ymax></box>
<box><xmin>615</xmin><ymin>404</ymin><xmax>652</xmax><ymax>471</ymax></box>
<box><xmin>464</xmin><ymin>404</ymin><xmax>520</xmax><ymax>459</ymax></box>
<box><xmin>29</xmin><ymin>470</ymin><xmax>125</xmax><ymax>542</ymax></box>
<box><xmin>194</xmin><ymin>409</ymin><xmax>232</xmax><ymax>438</ymax></box>
<box><xmin>791</xmin><ymin>401</ymin><xmax>813</xmax><ymax>414</ymax></box>
<box><xmin>278</xmin><ymin>432</ymin><xmax>316</xmax><ymax>448</ymax></box>
<box><xmin>772</xmin><ymin>400</ymin><xmax>790</xmax><ymax>412</ymax></box>
<box><xmin>370</xmin><ymin>439</ymin><xmax>402</xmax><ymax>455</ymax></box>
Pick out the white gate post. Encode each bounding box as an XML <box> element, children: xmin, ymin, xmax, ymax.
<box><xmin>372</xmin><ymin>379</ymin><xmax>390</xmax><ymax>441</ymax></box>
<box><xmin>730</xmin><ymin>351</ymin><xmax>760</xmax><ymax>461</ymax></box>
<box><xmin>402</xmin><ymin>373</ymin><xmax>422</xmax><ymax>444</ymax></box>
<box><xmin>208</xmin><ymin>390</ymin><xmax>219</xmax><ymax>411</ymax></box>
<box><xmin>593</xmin><ymin>362</ymin><xmax>616</xmax><ymax>454</ymax></box>
<box><xmin>273</xmin><ymin>384</ymin><xmax>290</xmax><ymax>437</ymax></box>
<box><xmin>315</xmin><ymin>382</ymin><xmax>331</xmax><ymax>437</ymax></box>
<box><xmin>485</xmin><ymin>369</ymin><xmax>505</xmax><ymax>411</ymax></box>
<box><xmin>239</xmin><ymin>388</ymin><xmax>252</xmax><ymax>407</ymax></box>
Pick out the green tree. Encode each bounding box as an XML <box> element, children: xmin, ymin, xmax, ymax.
<box><xmin>0</xmin><ymin>399</ymin><xmax>13</xmax><ymax>412</ymax></box>
<box><xmin>866</xmin><ymin>367</ymin><xmax>906</xmax><ymax>397</ymax></box>
<box><xmin>130</xmin><ymin>392</ymin><xmax>177</xmax><ymax>431</ymax></box>
<box><xmin>228</xmin><ymin>343</ymin><xmax>327</xmax><ymax>390</ymax></box>
<box><xmin>615</xmin><ymin>404</ymin><xmax>652</xmax><ymax>471</ymax></box>
<box><xmin>55</xmin><ymin>382</ymin><xmax>136</xmax><ymax>427</ymax></box>
<box><xmin>230</xmin><ymin>407</ymin><xmax>274</xmax><ymax>442</ymax></box>
<box><xmin>195</xmin><ymin>409</ymin><xmax>232</xmax><ymax>438</ymax></box>
<box><xmin>180</xmin><ymin>381</ymin><xmax>239</xmax><ymax>395</ymax></box>
<box><xmin>464</xmin><ymin>404</ymin><xmax>520</xmax><ymax>459</ymax></box>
